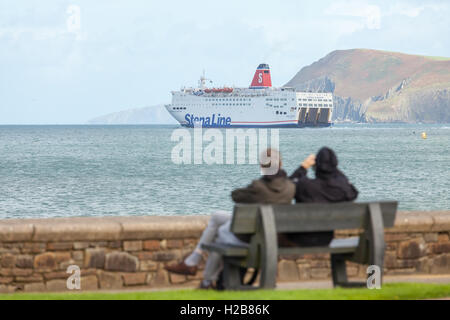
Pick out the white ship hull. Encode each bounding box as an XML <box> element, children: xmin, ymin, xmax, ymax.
<box><xmin>166</xmin><ymin>64</ymin><xmax>333</xmax><ymax>128</ymax></box>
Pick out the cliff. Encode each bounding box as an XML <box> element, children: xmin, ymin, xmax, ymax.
<box><xmin>88</xmin><ymin>104</ymin><xmax>177</xmax><ymax>125</ymax></box>
<box><xmin>285</xmin><ymin>49</ymin><xmax>450</xmax><ymax>123</ymax></box>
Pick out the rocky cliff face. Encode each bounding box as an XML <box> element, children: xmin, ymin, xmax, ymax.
<box><xmin>286</xmin><ymin>49</ymin><xmax>450</xmax><ymax>123</ymax></box>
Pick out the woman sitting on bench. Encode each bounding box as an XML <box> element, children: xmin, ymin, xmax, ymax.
<box><xmin>283</xmin><ymin>146</ymin><xmax>359</xmax><ymax>247</ymax></box>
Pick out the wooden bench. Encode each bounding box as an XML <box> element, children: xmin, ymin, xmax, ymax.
<box><xmin>202</xmin><ymin>201</ymin><xmax>398</xmax><ymax>290</ymax></box>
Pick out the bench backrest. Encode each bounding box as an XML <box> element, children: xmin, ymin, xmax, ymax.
<box><xmin>230</xmin><ymin>201</ymin><xmax>398</xmax><ymax>235</ymax></box>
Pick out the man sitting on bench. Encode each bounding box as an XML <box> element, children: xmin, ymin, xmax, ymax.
<box><xmin>165</xmin><ymin>148</ymin><xmax>295</xmax><ymax>289</ymax></box>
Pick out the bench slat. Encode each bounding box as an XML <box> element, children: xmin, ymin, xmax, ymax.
<box><xmin>231</xmin><ymin>201</ymin><xmax>397</xmax><ymax>234</ymax></box>
<box><xmin>201</xmin><ymin>243</ymin><xmax>249</xmax><ymax>257</ymax></box>
<box><xmin>202</xmin><ymin>237</ymin><xmax>359</xmax><ymax>257</ymax></box>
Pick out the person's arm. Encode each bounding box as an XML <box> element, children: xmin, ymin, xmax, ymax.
<box><xmin>290</xmin><ymin>154</ymin><xmax>315</xmax><ymax>181</ymax></box>
<box><xmin>289</xmin><ymin>165</ymin><xmax>308</xmax><ymax>180</ymax></box>
<box><xmin>231</xmin><ymin>181</ymin><xmax>261</xmax><ymax>204</ymax></box>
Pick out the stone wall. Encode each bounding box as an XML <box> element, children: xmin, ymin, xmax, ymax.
<box><xmin>0</xmin><ymin>211</ymin><xmax>449</xmax><ymax>293</ymax></box>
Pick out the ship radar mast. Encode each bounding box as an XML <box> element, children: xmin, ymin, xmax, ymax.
<box><xmin>198</xmin><ymin>70</ymin><xmax>212</xmax><ymax>89</ymax></box>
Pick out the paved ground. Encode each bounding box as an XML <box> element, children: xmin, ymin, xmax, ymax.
<box><xmin>96</xmin><ymin>274</ymin><xmax>450</xmax><ymax>294</ymax></box>
<box><xmin>277</xmin><ymin>274</ymin><xmax>450</xmax><ymax>290</ymax></box>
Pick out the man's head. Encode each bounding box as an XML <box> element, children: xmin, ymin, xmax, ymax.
<box><xmin>260</xmin><ymin>148</ymin><xmax>282</xmax><ymax>175</ymax></box>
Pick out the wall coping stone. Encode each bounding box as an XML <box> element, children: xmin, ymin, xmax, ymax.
<box><xmin>0</xmin><ymin>211</ymin><xmax>448</xmax><ymax>242</ymax></box>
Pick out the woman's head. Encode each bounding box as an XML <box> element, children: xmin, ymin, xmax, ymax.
<box><xmin>315</xmin><ymin>147</ymin><xmax>338</xmax><ymax>178</ymax></box>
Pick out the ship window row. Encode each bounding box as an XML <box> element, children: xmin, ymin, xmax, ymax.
<box><xmin>173</xmin><ymin>107</ymin><xmax>187</xmax><ymax>110</ymax></box>
<box><xmin>299</xmin><ymin>103</ymin><xmax>332</xmax><ymax>107</ymax></box>
<box><xmin>205</xmin><ymin>98</ymin><xmax>251</xmax><ymax>102</ymax></box>
<box><xmin>298</xmin><ymin>99</ymin><xmax>332</xmax><ymax>102</ymax></box>
<box><xmin>266</xmin><ymin>98</ymin><xmax>288</xmax><ymax>101</ymax></box>
<box><xmin>212</xmin><ymin>103</ymin><xmax>250</xmax><ymax>106</ymax></box>
<box><xmin>275</xmin><ymin>111</ymin><xmax>287</xmax><ymax>115</ymax></box>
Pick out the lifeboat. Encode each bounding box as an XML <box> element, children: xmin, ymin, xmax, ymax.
<box><xmin>212</xmin><ymin>88</ymin><xmax>222</xmax><ymax>93</ymax></box>
<box><xmin>204</xmin><ymin>88</ymin><xmax>212</xmax><ymax>93</ymax></box>
<box><xmin>223</xmin><ymin>87</ymin><xmax>233</xmax><ymax>93</ymax></box>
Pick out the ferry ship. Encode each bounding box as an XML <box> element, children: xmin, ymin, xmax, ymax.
<box><xmin>165</xmin><ymin>64</ymin><xmax>333</xmax><ymax>128</ymax></box>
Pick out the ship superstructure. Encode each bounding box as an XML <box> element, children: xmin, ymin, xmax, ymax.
<box><xmin>166</xmin><ymin>64</ymin><xmax>333</xmax><ymax>128</ymax></box>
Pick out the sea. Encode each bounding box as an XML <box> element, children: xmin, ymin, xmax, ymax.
<box><xmin>0</xmin><ymin>123</ymin><xmax>449</xmax><ymax>219</ymax></box>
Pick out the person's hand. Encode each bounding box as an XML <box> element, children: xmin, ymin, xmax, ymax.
<box><xmin>301</xmin><ymin>154</ymin><xmax>316</xmax><ymax>170</ymax></box>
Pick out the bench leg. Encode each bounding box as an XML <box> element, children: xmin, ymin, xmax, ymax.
<box><xmin>331</xmin><ymin>253</ymin><xmax>348</xmax><ymax>287</ymax></box>
<box><xmin>331</xmin><ymin>253</ymin><xmax>366</xmax><ymax>288</ymax></box>
<box><xmin>222</xmin><ymin>260</ymin><xmax>243</xmax><ymax>290</ymax></box>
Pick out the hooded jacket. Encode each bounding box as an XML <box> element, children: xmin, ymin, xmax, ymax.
<box><xmin>231</xmin><ymin>169</ymin><xmax>295</xmax><ymax>205</ymax></box>
<box><xmin>290</xmin><ymin>147</ymin><xmax>358</xmax><ymax>203</ymax></box>
<box><xmin>286</xmin><ymin>147</ymin><xmax>359</xmax><ymax>246</ymax></box>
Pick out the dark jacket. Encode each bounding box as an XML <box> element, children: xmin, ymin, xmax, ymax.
<box><xmin>231</xmin><ymin>169</ymin><xmax>295</xmax><ymax>243</ymax></box>
<box><xmin>287</xmin><ymin>147</ymin><xmax>359</xmax><ymax>246</ymax></box>
<box><xmin>231</xmin><ymin>169</ymin><xmax>295</xmax><ymax>205</ymax></box>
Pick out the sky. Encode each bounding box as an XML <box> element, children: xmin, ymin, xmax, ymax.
<box><xmin>0</xmin><ymin>0</ymin><xmax>449</xmax><ymax>124</ymax></box>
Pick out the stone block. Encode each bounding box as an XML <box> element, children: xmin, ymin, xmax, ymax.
<box><xmin>136</xmin><ymin>252</ymin><xmax>153</xmax><ymax>260</ymax></box>
<box><xmin>72</xmin><ymin>251</ymin><xmax>83</xmax><ymax>261</ymax></box>
<box><xmin>143</xmin><ymin>240</ymin><xmax>160</xmax><ymax>251</ymax></box>
<box><xmin>0</xmin><ymin>284</ymin><xmax>16</xmax><ymax>293</ymax></box>
<box><xmin>151</xmin><ymin>251</ymin><xmax>178</xmax><ymax>262</ymax></box>
<box><xmin>140</xmin><ymin>260</ymin><xmax>158</xmax><ymax>272</ymax></box>
<box><xmin>310</xmin><ymin>268</ymin><xmax>330</xmax><ymax>279</ymax></box>
<box><xmin>167</xmin><ymin>240</ymin><xmax>183</xmax><ymax>249</ymax></box>
<box><xmin>81</xmin><ymin>275</ymin><xmax>98</xmax><ymax>290</ymax></box>
<box><xmin>73</xmin><ymin>242</ymin><xmax>89</xmax><ymax>250</ymax></box>
<box><xmin>108</xmin><ymin>241</ymin><xmax>121</xmax><ymax>249</ymax></box>
<box><xmin>12</xmin><ymin>268</ymin><xmax>33</xmax><ymax>276</ymax></box>
<box><xmin>15</xmin><ymin>255</ymin><xmax>33</xmax><ymax>268</ymax></box>
<box><xmin>44</xmin><ymin>271</ymin><xmax>69</xmax><ymax>280</ymax></box>
<box><xmin>277</xmin><ymin>260</ymin><xmax>299</xmax><ymax>282</ymax></box>
<box><xmin>123</xmin><ymin>272</ymin><xmax>147</xmax><ymax>286</ymax></box>
<box><xmin>169</xmin><ymin>272</ymin><xmax>186</xmax><ymax>284</ymax></box>
<box><xmin>0</xmin><ymin>277</ymin><xmax>13</xmax><ymax>284</ymax></box>
<box><xmin>391</xmin><ymin>211</ymin><xmax>433</xmax><ymax>232</ymax></box>
<box><xmin>397</xmin><ymin>238</ymin><xmax>426</xmax><ymax>259</ymax></box>
<box><xmin>24</xmin><ymin>282</ymin><xmax>46</xmax><ymax>292</ymax></box>
<box><xmin>424</xmin><ymin>233</ymin><xmax>438</xmax><ymax>242</ymax></box>
<box><xmin>46</xmin><ymin>279</ymin><xmax>68</xmax><ymax>291</ymax></box>
<box><xmin>98</xmin><ymin>271</ymin><xmax>123</xmax><ymax>289</ymax></box>
<box><xmin>47</xmin><ymin>242</ymin><xmax>73</xmax><ymax>251</ymax></box>
<box><xmin>15</xmin><ymin>274</ymin><xmax>43</xmax><ymax>282</ymax></box>
<box><xmin>32</xmin><ymin>218</ymin><xmax>122</xmax><ymax>241</ymax></box>
<box><xmin>124</xmin><ymin>241</ymin><xmax>143</xmax><ymax>252</ymax></box>
<box><xmin>429</xmin><ymin>212</ymin><xmax>450</xmax><ymax>232</ymax></box>
<box><xmin>438</xmin><ymin>233</ymin><xmax>449</xmax><ymax>242</ymax></box>
<box><xmin>430</xmin><ymin>254</ymin><xmax>450</xmax><ymax>274</ymax></box>
<box><xmin>84</xmin><ymin>249</ymin><xmax>105</xmax><ymax>268</ymax></box>
<box><xmin>22</xmin><ymin>242</ymin><xmax>46</xmax><ymax>253</ymax></box>
<box><xmin>105</xmin><ymin>252</ymin><xmax>139</xmax><ymax>272</ymax></box>
<box><xmin>433</xmin><ymin>243</ymin><xmax>450</xmax><ymax>254</ymax></box>
<box><xmin>297</xmin><ymin>264</ymin><xmax>311</xmax><ymax>280</ymax></box>
<box><xmin>118</xmin><ymin>216</ymin><xmax>209</xmax><ymax>240</ymax></box>
<box><xmin>150</xmin><ymin>268</ymin><xmax>169</xmax><ymax>287</ymax></box>
<box><xmin>0</xmin><ymin>222</ymin><xmax>34</xmax><ymax>241</ymax></box>
<box><xmin>0</xmin><ymin>253</ymin><xmax>16</xmax><ymax>268</ymax></box>
<box><xmin>54</xmin><ymin>252</ymin><xmax>71</xmax><ymax>263</ymax></box>
<box><xmin>34</xmin><ymin>253</ymin><xmax>57</xmax><ymax>269</ymax></box>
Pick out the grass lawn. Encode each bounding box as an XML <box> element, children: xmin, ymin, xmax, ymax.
<box><xmin>0</xmin><ymin>283</ymin><xmax>449</xmax><ymax>300</ymax></box>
